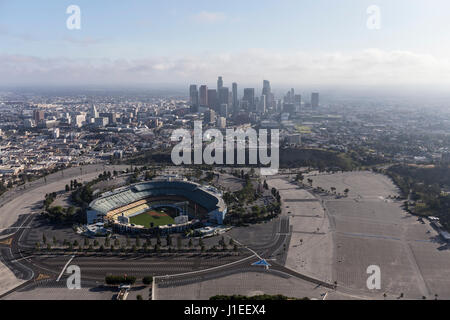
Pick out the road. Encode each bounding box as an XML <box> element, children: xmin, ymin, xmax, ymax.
<box><xmin>0</xmin><ymin>170</ymin><xmax>339</xmax><ymax>300</ymax></box>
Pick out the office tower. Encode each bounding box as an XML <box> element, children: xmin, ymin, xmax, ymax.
<box><xmin>100</xmin><ymin>112</ymin><xmax>116</xmax><ymax>124</ymax></box>
<box><xmin>219</xmin><ymin>104</ymin><xmax>228</xmax><ymax>118</ymax></box>
<box><xmin>283</xmin><ymin>103</ymin><xmax>296</xmax><ymax>114</ymax></box>
<box><xmin>189</xmin><ymin>85</ymin><xmax>199</xmax><ymax>106</ymax></box>
<box><xmin>259</xmin><ymin>95</ymin><xmax>267</xmax><ymax>114</ymax></box>
<box><xmin>262</xmin><ymin>80</ymin><xmax>271</xmax><ymax>97</ymax></box>
<box><xmin>33</xmin><ymin>110</ymin><xmax>44</xmax><ymax>124</ymax></box>
<box><xmin>199</xmin><ymin>85</ymin><xmax>208</xmax><ymax>106</ymax></box>
<box><xmin>243</xmin><ymin>88</ymin><xmax>255</xmax><ymax>109</ymax></box>
<box><xmin>205</xmin><ymin>108</ymin><xmax>216</xmax><ymax>124</ymax></box>
<box><xmin>207</xmin><ymin>89</ymin><xmax>218</xmax><ymax>110</ymax></box>
<box><xmin>262</xmin><ymin>80</ymin><xmax>272</xmax><ymax>109</ymax></box>
<box><xmin>75</xmin><ymin>114</ymin><xmax>86</xmax><ymax>127</ymax></box>
<box><xmin>91</xmin><ymin>105</ymin><xmax>99</xmax><ymax>118</ymax></box>
<box><xmin>218</xmin><ymin>87</ymin><xmax>229</xmax><ymax>107</ymax></box>
<box><xmin>294</xmin><ymin>94</ymin><xmax>302</xmax><ymax>112</ymax></box>
<box><xmin>217</xmin><ymin>76</ymin><xmax>223</xmax><ymax>91</ymax></box>
<box><xmin>290</xmin><ymin>88</ymin><xmax>295</xmax><ymax>101</ymax></box>
<box><xmin>232</xmin><ymin>82</ymin><xmax>238</xmax><ymax>110</ymax></box>
<box><xmin>311</xmin><ymin>92</ymin><xmax>319</xmax><ymax>109</ymax></box>
<box><xmin>217</xmin><ymin>117</ymin><xmax>226</xmax><ymax>129</ymax></box>
<box><xmin>277</xmin><ymin>100</ymin><xmax>282</xmax><ymax>112</ymax></box>
<box><xmin>94</xmin><ymin>117</ymin><xmax>108</xmax><ymax>127</ymax></box>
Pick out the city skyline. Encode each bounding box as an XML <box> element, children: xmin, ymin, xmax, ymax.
<box><xmin>1</xmin><ymin>0</ymin><xmax>450</xmax><ymax>93</ymax></box>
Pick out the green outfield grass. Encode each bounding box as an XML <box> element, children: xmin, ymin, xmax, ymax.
<box><xmin>129</xmin><ymin>211</ymin><xmax>175</xmax><ymax>228</ymax></box>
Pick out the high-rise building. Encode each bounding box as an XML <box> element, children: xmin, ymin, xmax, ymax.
<box><xmin>199</xmin><ymin>85</ymin><xmax>208</xmax><ymax>106</ymax></box>
<box><xmin>283</xmin><ymin>103</ymin><xmax>296</xmax><ymax>114</ymax></box>
<box><xmin>74</xmin><ymin>114</ymin><xmax>86</xmax><ymax>128</ymax></box>
<box><xmin>217</xmin><ymin>76</ymin><xmax>223</xmax><ymax>91</ymax></box>
<box><xmin>33</xmin><ymin>110</ymin><xmax>44</xmax><ymax>124</ymax></box>
<box><xmin>243</xmin><ymin>88</ymin><xmax>255</xmax><ymax>109</ymax></box>
<box><xmin>207</xmin><ymin>89</ymin><xmax>218</xmax><ymax>110</ymax></box>
<box><xmin>232</xmin><ymin>82</ymin><xmax>238</xmax><ymax>110</ymax></box>
<box><xmin>294</xmin><ymin>94</ymin><xmax>302</xmax><ymax>112</ymax></box>
<box><xmin>218</xmin><ymin>87</ymin><xmax>229</xmax><ymax>107</ymax></box>
<box><xmin>100</xmin><ymin>112</ymin><xmax>116</xmax><ymax>124</ymax></box>
<box><xmin>219</xmin><ymin>104</ymin><xmax>228</xmax><ymax>118</ymax></box>
<box><xmin>217</xmin><ymin>117</ymin><xmax>226</xmax><ymax>129</ymax></box>
<box><xmin>311</xmin><ymin>92</ymin><xmax>319</xmax><ymax>109</ymax></box>
<box><xmin>91</xmin><ymin>105</ymin><xmax>99</xmax><ymax>118</ymax></box>
<box><xmin>262</xmin><ymin>80</ymin><xmax>271</xmax><ymax>97</ymax></box>
<box><xmin>262</xmin><ymin>80</ymin><xmax>275</xmax><ymax>110</ymax></box>
<box><xmin>259</xmin><ymin>95</ymin><xmax>267</xmax><ymax>114</ymax></box>
<box><xmin>205</xmin><ymin>108</ymin><xmax>216</xmax><ymax>124</ymax></box>
<box><xmin>189</xmin><ymin>85</ymin><xmax>199</xmax><ymax>108</ymax></box>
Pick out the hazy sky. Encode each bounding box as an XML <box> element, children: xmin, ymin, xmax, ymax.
<box><xmin>1</xmin><ymin>0</ymin><xmax>450</xmax><ymax>91</ymax></box>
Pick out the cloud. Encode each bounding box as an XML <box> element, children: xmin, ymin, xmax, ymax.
<box><xmin>191</xmin><ymin>11</ymin><xmax>226</xmax><ymax>23</ymax></box>
<box><xmin>0</xmin><ymin>24</ymin><xmax>39</xmax><ymax>42</ymax></box>
<box><xmin>0</xmin><ymin>49</ymin><xmax>449</xmax><ymax>88</ymax></box>
<box><xmin>62</xmin><ymin>35</ymin><xmax>105</xmax><ymax>46</ymax></box>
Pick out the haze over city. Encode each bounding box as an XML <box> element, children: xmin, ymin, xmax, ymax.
<box><xmin>1</xmin><ymin>0</ymin><xmax>450</xmax><ymax>307</ymax></box>
<box><xmin>1</xmin><ymin>0</ymin><xmax>450</xmax><ymax>98</ymax></box>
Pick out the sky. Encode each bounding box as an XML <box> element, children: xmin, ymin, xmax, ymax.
<box><xmin>1</xmin><ymin>0</ymin><xmax>450</xmax><ymax>93</ymax></box>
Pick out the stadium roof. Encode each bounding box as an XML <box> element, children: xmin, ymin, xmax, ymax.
<box><xmin>89</xmin><ymin>180</ymin><xmax>226</xmax><ymax>216</ymax></box>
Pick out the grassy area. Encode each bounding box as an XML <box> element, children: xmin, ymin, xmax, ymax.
<box><xmin>295</xmin><ymin>125</ymin><xmax>311</xmax><ymax>134</ymax></box>
<box><xmin>129</xmin><ymin>211</ymin><xmax>174</xmax><ymax>228</ymax></box>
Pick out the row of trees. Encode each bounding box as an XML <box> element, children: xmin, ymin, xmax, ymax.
<box><xmin>386</xmin><ymin>164</ymin><xmax>450</xmax><ymax>230</ymax></box>
<box><xmin>105</xmin><ymin>275</ymin><xmax>153</xmax><ymax>286</ymax></box>
<box><xmin>35</xmin><ymin>234</ymin><xmax>239</xmax><ymax>254</ymax></box>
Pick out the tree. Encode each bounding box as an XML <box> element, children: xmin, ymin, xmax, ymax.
<box><xmin>42</xmin><ymin>234</ymin><xmax>47</xmax><ymax>244</ymax></box>
<box><xmin>142</xmin><ymin>276</ymin><xmax>153</xmax><ymax>285</ymax></box>
<box><xmin>135</xmin><ymin>236</ymin><xmax>141</xmax><ymax>248</ymax></box>
<box><xmin>156</xmin><ymin>233</ymin><xmax>161</xmax><ymax>246</ymax></box>
<box><xmin>137</xmin><ymin>295</ymin><xmax>143</xmax><ymax>300</ymax></box>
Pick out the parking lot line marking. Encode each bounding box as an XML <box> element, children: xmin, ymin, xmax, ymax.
<box><xmin>56</xmin><ymin>255</ymin><xmax>75</xmax><ymax>282</ymax></box>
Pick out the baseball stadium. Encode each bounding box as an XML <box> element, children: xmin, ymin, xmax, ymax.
<box><xmin>87</xmin><ymin>178</ymin><xmax>227</xmax><ymax>233</ymax></box>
